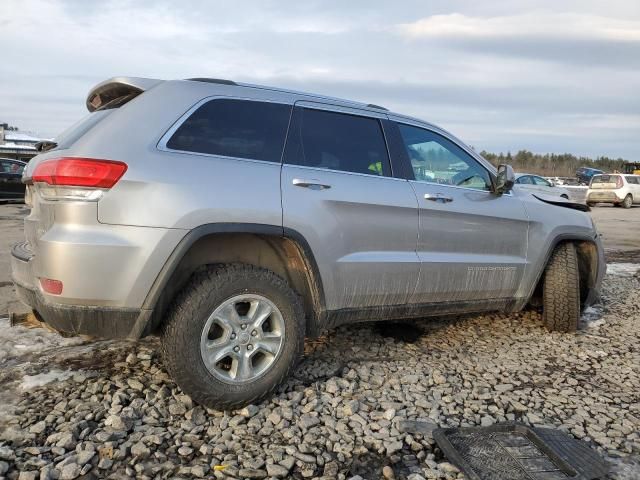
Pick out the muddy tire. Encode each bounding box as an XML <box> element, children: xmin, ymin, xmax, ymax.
<box><xmin>542</xmin><ymin>242</ymin><xmax>581</xmax><ymax>333</ymax></box>
<box><xmin>622</xmin><ymin>194</ymin><xmax>633</xmax><ymax>209</ymax></box>
<box><xmin>161</xmin><ymin>264</ymin><xmax>304</xmax><ymax>410</ymax></box>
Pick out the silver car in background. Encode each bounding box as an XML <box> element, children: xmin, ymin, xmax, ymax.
<box><xmin>515</xmin><ymin>173</ymin><xmax>571</xmax><ymax>199</ymax></box>
<box><xmin>11</xmin><ymin>77</ymin><xmax>605</xmax><ymax>409</ymax></box>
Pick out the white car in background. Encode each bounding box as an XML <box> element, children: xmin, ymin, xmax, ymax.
<box><xmin>514</xmin><ymin>173</ymin><xmax>571</xmax><ymax>199</ymax></box>
<box><xmin>587</xmin><ymin>174</ymin><xmax>640</xmax><ymax>208</ymax></box>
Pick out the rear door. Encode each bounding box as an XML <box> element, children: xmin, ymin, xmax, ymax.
<box><xmin>387</xmin><ymin>120</ymin><xmax>529</xmax><ymax>304</ymax></box>
<box><xmin>281</xmin><ymin>103</ymin><xmax>419</xmax><ymax>310</ymax></box>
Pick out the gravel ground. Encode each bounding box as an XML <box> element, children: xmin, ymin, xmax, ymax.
<box><xmin>0</xmin><ymin>204</ymin><xmax>639</xmax><ymax>480</ymax></box>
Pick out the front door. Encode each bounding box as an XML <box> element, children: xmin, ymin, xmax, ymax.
<box><xmin>389</xmin><ymin>121</ymin><xmax>529</xmax><ymax>304</ymax></box>
<box><xmin>281</xmin><ymin>104</ymin><xmax>420</xmax><ymax>311</ymax></box>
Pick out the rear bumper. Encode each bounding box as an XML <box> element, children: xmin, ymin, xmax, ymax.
<box><xmin>11</xmin><ymin>244</ymin><xmax>151</xmax><ymax>339</ymax></box>
<box><xmin>586</xmin><ymin>191</ymin><xmax>624</xmax><ymax>203</ymax></box>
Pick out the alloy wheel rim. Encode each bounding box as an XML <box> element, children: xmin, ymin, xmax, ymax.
<box><xmin>199</xmin><ymin>294</ymin><xmax>285</xmax><ymax>383</ymax></box>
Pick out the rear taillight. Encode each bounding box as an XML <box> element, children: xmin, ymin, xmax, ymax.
<box><xmin>616</xmin><ymin>177</ymin><xmax>623</xmax><ymax>189</ymax></box>
<box><xmin>31</xmin><ymin>157</ymin><xmax>127</xmax><ymax>201</ymax></box>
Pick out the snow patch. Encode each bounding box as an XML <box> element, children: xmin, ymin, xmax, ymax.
<box><xmin>20</xmin><ymin>370</ymin><xmax>74</xmax><ymax>390</ymax></box>
<box><xmin>606</xmin><ymin>263</ymin><xmax>640</xmax><ymax>277</ymax></box>
<box><xmin>581</xmin><ymin>305</ymin><xmax>605</xmax><ymax>328</ymax></box>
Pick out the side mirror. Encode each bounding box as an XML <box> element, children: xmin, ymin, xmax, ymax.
<box><xmin>494</xmin><ymin>164</ymin><xmax>515</xmax><ymax>195</ymax></box>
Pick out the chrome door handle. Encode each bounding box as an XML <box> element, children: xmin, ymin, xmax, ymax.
<box><xmin>292</xmin><ymin>178</ymin><xmax>331</xmax><ymax>190</ymax></box>
<box><xmin>424</xmin><ymin>193</ymin><xmax>453</xmax><ymax>203</ymax></box>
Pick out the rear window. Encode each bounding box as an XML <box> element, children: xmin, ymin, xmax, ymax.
<box><xmin>591</xmin><ymin>175</ymin><xmax>619</xmax><ymax>184</ymax></box>
<box><xmin>166</xmin><ymin>99</ymin><xmax>292</xmax><ymax>163</ymax></box>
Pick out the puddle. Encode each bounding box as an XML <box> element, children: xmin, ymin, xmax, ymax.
<box><xmin>375</xmin><ymin>321</ymin><xmax>424</xmax><ymax>343</ymax></box>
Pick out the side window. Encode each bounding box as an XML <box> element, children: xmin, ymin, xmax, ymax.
<box><xmin>0</xmin><ymin>161</ymin><xmax>22</xmax><ymax>174</ymax></box>
<box><xmin>397</xmin><ymin>124</ymin><xmax>491</xmax><ymax>191</ymax></box>
<box><xmin>625</xmin><ymin>176</ymin><xmax>638</xmax><ymax>185</ymax></box>
<box><xmin>285</xmin><ymin>107</ymin><xmax>390</xmax><ymax>176</ymax></box>
<box><xmin>166</xmin><ymin>99</ymin><xmax>291</xmax><ymax>163</ymax></box>
<box><xmin>532</xmin><ymin>176</ymin><xmax>551</xmax><ymax>186</ymax></box>
<box><xmin>518</xmin><ymin>176</ymin><xmax>533</xmax><ymax>185</ymax></box>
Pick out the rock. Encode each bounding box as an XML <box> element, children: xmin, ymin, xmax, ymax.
<box><xmin>266</xmin><ymin>463</ymin><xmax>290</xmax><ymax>478</ymax></box>
<box><xmin>127</xmin><ymin>378</ymin><xmax>144</xmax><ymax>391</ymax></box>
<box><xmin>480</xmin><ymin>416</ymin><xmax>494</xmax><ymax>427</ymax></box>
<box><xmin>29</xmin><ymin>421</ymin><xmax>47</xmax><ymax>434</ymax></box>
<box><xmin>237</xmin><ymin>468</ymin><xmax>268</xmax><ymax>479</ymax></box>
<box><xmin>439</xmin><ymin>462</ymin><xmax>460</xmax><ymax>473</ymax></box>
<box><xmin>177</xmin><ymin>446</ymin><xmax>193</xmax><ymax>456</ymax></box>
<box><xmin>59</xmin><ymin>463</ymin><xmax>81</xmax><ymax>480</ymax></box>
<box><xmin>385</xmin><ymin>440</ymin><xmax>403</xmax><ymax>455</ymax></box>
<box><xmin>494</xmin><ymin>383</ymin><xmax>514</xmax><ymax>392</ymax></box>
<box><xmin>397</xmin><ymin>419</ymin><xmax>438</xmax><ymax>438</ymax></box>
<box><xmin>383</xmin><ymin>408</ymin><xmax>397</xmax><ymax>421</ymax></box>
<box><xmin>18</xmin><ymin>472</ymin><xmax>38</xmax><ymax>480</ymax></box>
<box><xmin>131</xmin><ymin>442</ymin><xmax>151</xmax><ymax>458</ymax></box>
<box><xmin>56</xmin><ymin>432</ymin><xmax>76</xmax><ymax>450</ymax></box>
<box><xmin>432</xmin><ymin>371</ymin><xmax>447</xmax><ymax>385</ymax></box>
<box><xmin>299</xmin><ymin>414</ymin><xmax>320</xmax><ymax>429</ymax></box>
<box><xmin>97</xmin><ymin>458</ymin><xmax>113</xmax><ymax>469</ymax></box>
<box><xmin>76</xmin><ymin>450</ymin><xmax>95</xmax><ymax>466</ymax></box>
<box><xmin>105</xmin><ymin>414</ymin><xmax>134</xmax><ymax>431</ymax></box>
<box><xmin>191</xmin><ymin>465</ymin><xmax>208</xmax><ymax>477</ymax></box>
<box><xmin>0</xmin><ymin>461</ymin><xmax>8</xmax><ymax>475</ymax></box>
<box><xmin>279</xmin><ymin>457</ymin><xmax>296</xmax><ymax>471</ymax></box>
<box><xmin>383</xmin><ymin>465</ymin><xmax>396</xmax><ymax>479</ymax></box>
<box><xmin>0</xmin><ymin>446</ymin><xmax>15</xmax><ymax>461</ymax></box>
<box><xmin>239</xmin><ymin>405</ymin><xmax>260</xmax><ymax>418</ymax></box>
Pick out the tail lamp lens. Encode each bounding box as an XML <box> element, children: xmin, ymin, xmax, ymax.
<box><xmin>616</xmin><ymin>177</ymin><xmax>623</xmax><ymax>189</ymax></box>
<box><xmin>32</xmin><ymin>158</ymin><xmax>127</xmax><ymax>188</ymax></box>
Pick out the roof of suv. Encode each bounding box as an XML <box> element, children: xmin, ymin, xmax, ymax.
<box><xmin>86</xmin><ymin>76</ymin><xmax>433</xmax><ymax>127</ymax></box>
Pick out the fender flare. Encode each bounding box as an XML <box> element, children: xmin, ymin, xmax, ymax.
<box><xmin>523</xmin><ymin>232</ymin><xmax>602</xmax><ymax>307</ymax></box>
<box><xmin>139</xmin><ymin>223</ymin><xmax>327</xmax><ymax>336</ymax></box>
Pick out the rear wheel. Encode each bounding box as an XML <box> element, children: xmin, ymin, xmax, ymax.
<box><xmin>542</xmin><ymin>243</ymin><xmax>580</xmax><ymax>333</ymax></box>
<box><xmin>161</xmin><ymin>264</ymin><xmax>304</xmax><ymax>410</ymax></box>
<box><xmin>622</xmin><ymin>194</ymin><xmax>633</xmax><ymax>209</ymax></box>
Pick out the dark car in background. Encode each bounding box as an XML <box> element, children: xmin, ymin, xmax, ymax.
<box><xmin>0</xmin><ymin>158</ymin><xmax>26</xmax><ymax>199</ymax></box>
<box><xmin>576</xmin><ymin>167</ymin><xmax>604</xmax><ymax>185</ymax></box>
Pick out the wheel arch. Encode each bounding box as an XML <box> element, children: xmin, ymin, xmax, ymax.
<box><xmin>529</xmin><ymin>234</ymin><xmax>600</xmax><ymax>308</ymax></box>
<box><xmin>140</xmin><ymin>223</ymin><xmax>327</xmax><ymax>338</ymax></box>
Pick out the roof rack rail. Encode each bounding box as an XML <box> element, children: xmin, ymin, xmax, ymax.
<box><xmin>187</xmin><ymin>78</ymin><xmax>237</xmax><ymax>86</ymax></box>
<box><xmin>366</xmin><ymin>103</ymin><xmax>388</xmax><ymax>111</ymax></box>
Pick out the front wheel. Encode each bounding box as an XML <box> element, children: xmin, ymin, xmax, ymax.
<box><xmin>161</xmin><ymin>264</ymin><xmax>304</xmax><ymax>410</ymax></box>
<box><xmin>542</xmin><ymin>243</ymin><xmax>581</xmax><ymax>333</ymax></box>
<box><xmin>622</xmin><ymin>194</ymin><xmax>633</xmax><ymax>209</ymax></box>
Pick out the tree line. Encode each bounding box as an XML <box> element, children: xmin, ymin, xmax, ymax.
<box><xmin>479</xmin><ymin>150</ymin><xmax>630</xmax><ymax>177</ymax></box>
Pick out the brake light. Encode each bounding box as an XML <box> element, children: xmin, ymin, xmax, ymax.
<box><xmin>32</xmin><ymin>157</ymin><xmax>127</xmax><ymax>188</ymax></box>
<box><xmin>616</xmin><ymin>177</ymin><xmax>623</xmax><ymax>189</ymax></box>
<box><xmin>31</xmin><ymin>157</ymin><xmax>127</xmax><ymax>201</ymax></box>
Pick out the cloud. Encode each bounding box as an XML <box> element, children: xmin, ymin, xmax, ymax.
<box><xmin>0</xmin><ymin>0</ymin><xmax>639</xmax><ymax>158</ymax></box>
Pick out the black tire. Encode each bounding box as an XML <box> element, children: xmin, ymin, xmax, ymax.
<box><xmin>161</xmin><ymin>263</ymin><xmax>305</xmax><ymax>410</ymax></box>
<box><xmin>586</xmin><ymin>202</ymin><xmax>596</xmax><ymax>207</ymax></box>
<box><xmin>622</xmin><ymin>194</ymin><xmax>633</xmax><ymax>209</ymax></box>
<box><xmin>561</xmin><ymin>194</ymin><xmax>569</xmax><ymax>199</ymax></box>
<box><xmin>542</xmin><ymin>243</ymin><xmax>580</xmax><ymax>333</ymax></box>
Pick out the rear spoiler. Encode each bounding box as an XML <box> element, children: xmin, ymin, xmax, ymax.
<box><xmin>86</xmin><ymin>77</ymin><xmax>163</xmax><ymax>112</ymax></box>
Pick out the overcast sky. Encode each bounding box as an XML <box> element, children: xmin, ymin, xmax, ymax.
<box><xmin>2</xmin><ymin>0</ymin><xmax>639</xmax><ymax>158</ymax></box>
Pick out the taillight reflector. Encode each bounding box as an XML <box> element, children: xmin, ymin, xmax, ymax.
<box><xmin>32</xmin><ymin>157</ymin><xmax>127</xmax><ymax>188</ymax></box>
<box><xmin>40</xmin><ymin>278</ymin><xmax>63</xmax><ymax>295</ymax></box>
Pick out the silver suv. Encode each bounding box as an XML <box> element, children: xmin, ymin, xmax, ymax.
<box><xmin>11</xmin><ymin>77</ymin><xmax>605</xmax><ymax>409</ymax></box>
